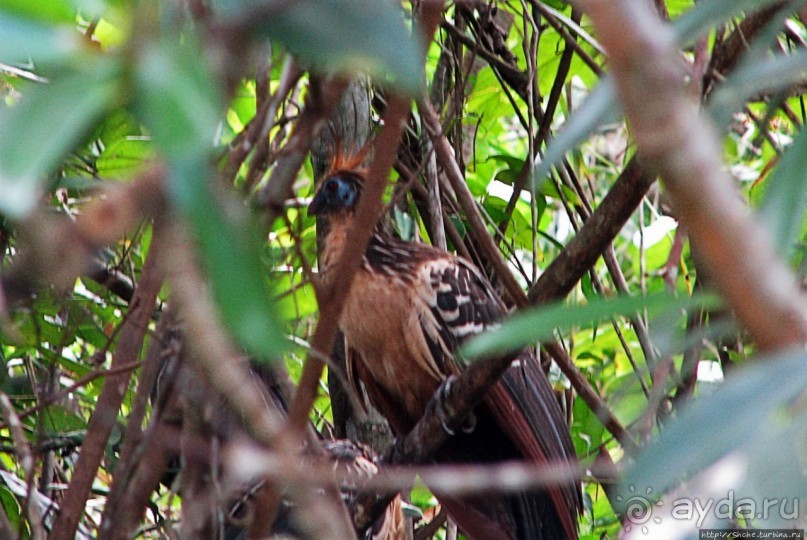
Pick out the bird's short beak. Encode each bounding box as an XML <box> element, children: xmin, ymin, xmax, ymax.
<box><xmin>308</xmin><ymin>190</ymin><xmax>324</xmax><ymax>216</ymax></box>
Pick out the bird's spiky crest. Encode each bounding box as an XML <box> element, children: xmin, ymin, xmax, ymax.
<box><xmin>321</xmin><ymin>141</ymin><xmax>372</xmax><ymax>183</ymax></box>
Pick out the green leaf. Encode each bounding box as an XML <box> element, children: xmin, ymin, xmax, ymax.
<box><xmin>170</xmin><ymin>159</ymin><xmax>289</xmax><ymax>359</ymax></box>
<box><xmin>39</xmin><ymin>405</ymin><xmax>86</xmax><ymax>436</ymax></box>
<box><xmin>133</xmin><ymin>38</ymin><xmax>221</xmax><ymax>158</ymax></box>
<box><xmin>0</xmin><ymin>484</ymin><xmax>21</xmax><ymax>533</ymax></box>
<box><xmin>0</xmin><ymin>0</ymin><xmax>106</xmax><ymax>22</ymax></box>
<box><xmin>757</xmin><ymin>125</ymin><xmax>807</xmax><ymax>254</ymax></box>
<box><xmin>0</xmin><ymin>0</ymin><xmax>76</xmax><ymax>23</ymax></box>
<box><xmin>96</xmin><ymin>136</ymin><xmax>154</xmax><ymax>178</ymax></box>
<box><xmin>0</xmin><ymin>13</ymin><xmax>83</xmax><ymax>63</ymax></box>
<box><xmin>532</xmin><ymin>79</ymin><xmax>621</xmax><ymax>190</ymax></box>
<box><xmin>92</xmin><ymin>109</ymin><xmax>153</xmax><ymax>177</ymax></box>
<box><xmin>0</xmin><ymin>61</ymin><xmax>118</xmax><ymax>218</ymax></box>
<box><xmin>572</xmin><ymin>393</ymin><xmax>605</xmax><ymax>455</ymax></box>
<box><xmin>460</xmin><ymin>292</ymin><xmax>720</xmax><ymax>361</ymax></box>
<box><xmin>134</xmin><ymin>37</ymin><xmax>287</xmax><ymax>358</ymax></box>
<box><xmin>621</xmin><ymin>348</ymin><xmax>807</xmax><ymax>514</ymax></box>
<box><xmin>234</xmin><ymin>0</ymin><xmax>424</xmax><ymax>96</ymax></box>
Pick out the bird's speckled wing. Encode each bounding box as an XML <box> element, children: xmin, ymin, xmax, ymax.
<box><xmin>365</xmin><ymin>237</ymin><xmax>580</xmax><ymax>538</ymax></box>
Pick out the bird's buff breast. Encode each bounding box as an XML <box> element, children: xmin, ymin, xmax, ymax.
<box><xmin>338</xmin><ymin>269</ymin><xmax>443</xmax><ymax>425</ymax></box>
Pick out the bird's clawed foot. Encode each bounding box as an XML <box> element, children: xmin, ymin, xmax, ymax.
<box><xmin>427</xmin><ymin>375</ymin><xmax>477</xmax><ymax>436</ymax></box>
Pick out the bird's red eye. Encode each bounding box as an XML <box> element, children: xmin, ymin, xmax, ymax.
<box><xmin>326</xmin><ymin>179</ymin><xmax>339</xmax><ymax>192</ymax></box>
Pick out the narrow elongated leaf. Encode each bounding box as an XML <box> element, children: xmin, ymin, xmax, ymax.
<box><xmin>531</xmin><ymin>78</ymin><xmax>620</xmax><ymax>189</ymax></box>
<box><xmin>134</xmin><ymin>38</ymin><xmax>287</xmax><ymax>358</ymax></box>
<box><xmin>0</xmin><ymin>60</ymin><xmax>118</xmax><ymax>218</ymax></box>
<box><xmin>708</xmin><ymin>45</ymin><xmax>807</xmax><ymax>131</ymax></box>
<box><xmin>758</xmin><ymin>125</ymin><xmax>807</xmax><ymax>253</ymax></box>
<box><xmin>674</xmin><ymin>0</ymin><xmax>786</xmax><ymax>46</ymax></box>
<box><xmin>169</xmin><ymin>160</ymin><xmax>289</xmax><ymax>358</ymax></box>
<box><xmin>233</xmin><ymin>0</ymin><xmax>424</xmax><ymax>96</ymax></box>
<box><xmin>621</xmin><ymin>349</ymin><xmax>807</xmax><ymax>508</ymax></box>
<box><xmin>460</xmin><ymin>292</ymin><xmax>719</xmax><ymax>361</ymax></box>
<box><xmin>134</xmin><ymin>39</ymin><xmax>221</xmax><ymax>157</ymax></box>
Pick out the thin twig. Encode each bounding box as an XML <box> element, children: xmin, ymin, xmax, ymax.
<box><xmin>99</xmin><ymin>309</ymin><xmax>177</xmax><ymax>538</ymax></box>
<box><xmin>0</xmin><ymin>392</ymin><xmax>45</xmax><ymax>540</ymax></box>
<box><xmin>0</xmin><ymin>359</ymin><xmax>144</xmax><ymax>431</ymax></box>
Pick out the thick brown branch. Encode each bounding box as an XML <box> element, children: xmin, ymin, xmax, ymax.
<box><xmin>582</xmin><ymin>0</ymin><xmax>807</xmax><ymax>350</ymax></box>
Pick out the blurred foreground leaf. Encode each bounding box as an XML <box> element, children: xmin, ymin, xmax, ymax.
<box><xmin>758</xmin><ymin>124</ymin><xmax>807</xmax><ymax>255</ymax></box>
<box><xmin>531</xmin><ymin>78</ymin><xmax>620</xmax><ymax>190</ymax></box>
<box><xmin>134</xmin><ymin>37</ymin><xmax>288</xmax><ymax>358</ymax></box>
<box><xmin>0</xmin><ymin>13</ymin><xmax>83</xmax><ymax>63</ymax></box>
<box><xmin>622</xmin><ymin>349</ymin><xmax>807</xmax><ymax>516</ymax></box>
<box><xmin>0</xmin><ymin>60</ymin><xmax>118</xmax><ymax>218</ymax></box>
<box><xmin>709</xmin><ymin>50</ymin><xmax>807</xmax><ymax>131</ymax></box>
<box><xmin>233</xmin><ymin>0</ymin><xmax>424</xmax><ymax>95</ymax></box>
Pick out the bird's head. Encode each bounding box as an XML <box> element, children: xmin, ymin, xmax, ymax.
<box><xmin>308</xmin><ymin>171</ymin><xmax>363</xmax><ymax>216</ymax></box>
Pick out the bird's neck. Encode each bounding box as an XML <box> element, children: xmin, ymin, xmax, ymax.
<box><xmin>318</xmin><ymin>216</ymin><xmax>392</xmax><ymax>278</ymax></box>
<box><xmin>319</xmin><ymin>217</ymin><xmax>351</xmax><ymax>274</ymax></box>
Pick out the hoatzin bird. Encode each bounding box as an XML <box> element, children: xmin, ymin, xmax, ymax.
<box><xmin>309</xmin><ymin>153</ymin><xmax>582</xmax><ymax>540</ymax></box>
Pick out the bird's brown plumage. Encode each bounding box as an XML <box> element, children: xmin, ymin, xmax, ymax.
<box><xmin>312</xmin><ymin>163</ymin><xmax>581</xmax><ymax>540</ymax></box>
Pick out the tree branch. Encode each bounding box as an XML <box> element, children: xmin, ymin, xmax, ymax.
<box><xmin>50</xmin><ymin>219</ymin><xmax>164</xmax><ymax>540</ymax></box>
<box><xmin>581</xmin><ymin>0</ymin><xmax>807</xmax><ymax>350</ymax></box>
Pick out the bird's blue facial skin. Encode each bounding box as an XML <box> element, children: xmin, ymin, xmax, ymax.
<box><xmin>310</xmin><ymin>176</ymin><xmax>358</xmax><ymax>215</ymax></box>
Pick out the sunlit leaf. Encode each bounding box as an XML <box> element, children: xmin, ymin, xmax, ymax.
<box><xmin>0</xmin><ymin>0</ymin><xmax>76</xmax><ymax>23</ymax></box>
<box><xmin>461</xmin><ymin>292</ymin><xmax>720</xmax><ymax>361</ymax></box>
<box><xmin>96</xmin><ymin>137</ymin><xmax>154</xmax><ymax>178</ymax></box>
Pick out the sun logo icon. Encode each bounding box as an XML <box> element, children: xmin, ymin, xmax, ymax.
<box><xmin>616</xmin><ymin>485</ymin><xmax>663</xmax><ymax>535</ymax></box>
